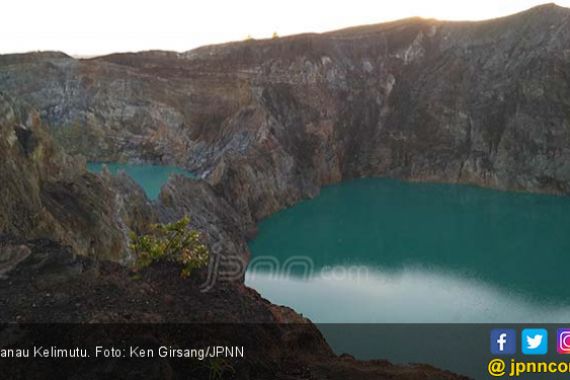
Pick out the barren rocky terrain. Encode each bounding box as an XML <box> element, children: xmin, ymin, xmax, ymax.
<box><xmin>1</xmin><ymin>4</ymin><xmax>570</xmax><ymax>227</ymax></box>
<box><xmin>1</xmin><ymin>3</ymin><xmax>570</xmax><ymax>379</ymax></box>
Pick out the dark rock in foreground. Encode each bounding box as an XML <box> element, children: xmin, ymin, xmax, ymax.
<box><xmin>0</xmin><ymin>235</ymin><xmax>469</xmax><ymax>380</ymax></box>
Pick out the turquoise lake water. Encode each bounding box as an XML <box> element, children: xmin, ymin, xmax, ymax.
<box><xmin>245</xmin><ymin>178</ymin><xmax>570</xmax><ymax>323</ymax></box>
<box><xmin>87</xmin><ymin>163</ymin><xmax>193</xmax><ymax>200</ymax></box>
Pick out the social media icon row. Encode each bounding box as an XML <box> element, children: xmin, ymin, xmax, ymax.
<box><xmin>491</xmin><ymin>328</ymin><xmax>570</xmax><ymax>355</ymax></box>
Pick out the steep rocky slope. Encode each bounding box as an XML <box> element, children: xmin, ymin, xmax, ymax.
<box><xmin>1</xmin><ymin>4</ymin><xmax>569</xmax><ymax>226</ymax></box>
<box><xmin>0</xmin><ymin>91</ymin><xmax>250</xmax><ymax>265</ymax></box>
<box><xmin>0</xmin><ymin>92</ymin><xmax>130</xmax><ymax>261</ymax></box>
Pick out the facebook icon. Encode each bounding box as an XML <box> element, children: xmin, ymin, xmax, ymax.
<box><xmin>491</xmin><ymin>329</ymin><xmax>516</xmax><ymax>355</ymax></box>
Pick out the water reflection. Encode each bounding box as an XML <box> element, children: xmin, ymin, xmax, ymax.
<box><xmin>246</xmin><ymin>265</ymin><xmax>570</xmax><ymax>323</ymax></box>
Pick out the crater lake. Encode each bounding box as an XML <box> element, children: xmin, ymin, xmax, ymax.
<box><xmin>245</xmin><ymin>178</ymin><xmax>570</xmax><ymax>323</ymax></box>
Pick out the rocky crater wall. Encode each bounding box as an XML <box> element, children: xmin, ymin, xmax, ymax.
<box><xmin>1</xmin><ymin>4</ymin><xmax>570</xmax><ymax>262</ymax></box>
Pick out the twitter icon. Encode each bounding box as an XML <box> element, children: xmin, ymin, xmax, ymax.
<box><xmin>522</xmin><ymin>329</ymin><xmax>548</xmax><ymax>355</ymax></box>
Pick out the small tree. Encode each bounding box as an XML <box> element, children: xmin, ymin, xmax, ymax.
<box><xmin>130</xmin><ymin>216</ymin><xmax>209</xmax><ymax>277</ymax></box>
<box><xmin>272</xmin><ymin>32</ymin><xmax>279</xmax><ymax>39</ymax></box>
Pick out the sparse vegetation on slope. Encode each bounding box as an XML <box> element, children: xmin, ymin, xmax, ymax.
<box><xmin>130</xmin><ymin>216</ymin><xmax>209</xmax><ymax>277</ymax></box>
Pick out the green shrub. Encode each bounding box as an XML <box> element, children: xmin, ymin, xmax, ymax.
<box><xmin>129</xmin><ymin>216</ymin><xmax>209</xmax><ymax>277</ymax></box>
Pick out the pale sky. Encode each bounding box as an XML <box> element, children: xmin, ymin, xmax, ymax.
<box><xmin>3</xmin><ymin>0</ymin><xmax>569</xmax><ymax>56</ymax></box>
